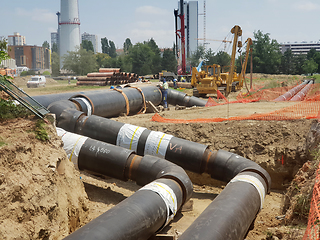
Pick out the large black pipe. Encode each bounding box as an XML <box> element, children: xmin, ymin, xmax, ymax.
<box><xmin>179</xmin><ymin>171</ymin><xmax>266</xmax><ymax>240</ymax></box>
<box><xmin>48</xmin><ymin>96</ymin><xmax>271</xmax><ymax>239</ymax></box>
<box><xmin>35</xmin><ymin>86</ymin><xmax>206</xmax><ymax>117</ymax></box>
<box><xmin>52</xmin><ymin>107</ymin><xmax>271</xmax><ymax>189</ymax></box>
<box><xmin>57</xmin><ymin>128</ymin><xmax>192</xmax><ymax>240</ymax></box>
<box><xmin>167</xmin><ymin>89</ymin><xmax>207</xmax><ymax>107</ymax></box>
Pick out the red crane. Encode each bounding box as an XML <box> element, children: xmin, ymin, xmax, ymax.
<box><xmin>174</xmin><ymin>0</ymin><xmax>186</xmax><ymax>76</ymax></box>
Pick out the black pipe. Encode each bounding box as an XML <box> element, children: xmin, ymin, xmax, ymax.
<box><xmin>167</xmin><ymin>89</ymin><xmax>207</xmax><ymax>107</ymax></box>
<box><xmin>49</xmin><ymin>99</ymin><xmax>271</xmax><ymax>239</ymax></box>
<box><xmin>52</xmin><ymin>109</ymin><xmax>271</xmax><ymax>187</ymax></box>
<box><xmin>178</xmin><ymin>171</ymin><xmax>267</xmax><ymax>240</ymax></box>
<box><xmin>36</xmin><ymin>87</ymin><xmax>206</xmax><ymax>118</ymax></box>
<box><xmin>65</xmin><ymin>183</ymin><xmax>168</xmax><ymax>240</ymax></box>
<box><xmin>57</xmin><ymin>128</ymin><xmax>193</xmax><ymax>240</ymax></box>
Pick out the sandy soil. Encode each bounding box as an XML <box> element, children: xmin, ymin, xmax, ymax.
<box><xmin>0</xmin><ymin>75</ymin><xmax>316</xmax><ymax>239</ymax></box>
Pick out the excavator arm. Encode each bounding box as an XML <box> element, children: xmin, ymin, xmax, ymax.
<box><xmin>226</xmin><ymin>25</ymin><xmax>242</xmax><ymax>96</ymax></box>
<box><xmin>238</xmin><ymin>38</ymin><xmax>252</xmax><ymax>88</ymax></box>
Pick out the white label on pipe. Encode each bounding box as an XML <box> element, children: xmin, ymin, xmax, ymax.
<box><xmin>74</xmin><ymin>97</ymin><xmax>92</xmax><ymax>116</ymax></box>
<box><xmin>144</xmin><ymin>131</ymin><xmax>173</xmax><ymax>158</ymax></box>
<box><xmin>139</xmin><ymin>181</ymin><xmax>178</xmax><ymax>228</ymax></box>
<box><xmin>229</xmin><ymin>174</ymin><xmax>266</xmax><ymax>209</ymax></box>
<box><xmin>56</xmin><ymin>127</ymin><xmax>88</xmax><ymax>166</ymax></box>
<box><xmin>116</xmin><ymin>124</ymin><xmax>147</xmax><ymax>152</ymax></box>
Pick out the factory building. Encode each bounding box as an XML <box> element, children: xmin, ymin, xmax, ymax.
<box><xmin>280</xmin><ymin>42</ymin><xmax>320</xmax><ymax>55</ymax></box>
<box><xmin>178</xmin><ymin>1</ymin><xmax>198</xmax><ymax>58</ymax></box>
<box><xmin>8</xmin><ymin>32</ymin><xmax>26</xmax><ymax>46</ymax></box>
<box><xmin>59</xmin><ymin>0</ymin><xmax>81</xmax><ymax>68</ymax></box>
<box><xmin>81</xmin><ymin>32</ymin><xmax>98</xmax><ymax>53</ymax></box>
<box><xmin>7</xmin><ymin>45</ymin><xmax>50</xmax><ymax>71</ymax></box>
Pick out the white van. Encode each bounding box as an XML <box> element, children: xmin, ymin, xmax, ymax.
<box><xmin>27</xmin><ymin>76</ymin><xmax>46</xmax><ymax>88</ymax></box>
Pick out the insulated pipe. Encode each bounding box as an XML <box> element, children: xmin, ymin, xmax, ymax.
<box><xmin>69</xmin><ymin>86</ymin><xmax>162</xmax><ymax>117</ymax></box>
<box><xmin>50</xmin><ymin>107</ymin><xmax>271</xmax><ymax>190</ymax></box>
<box><xmin>289</xmin><ymin>80</ymin><xmax>313</xmax><ymax>101</ymax></box>
<box><xmin>167</xmin><ymin>89</ymin><xmax>207</xmax><ymax>107</ymax></box>
<box><xmin>33</xmin><ymin>87</ymin><xmax>206</xmax><ymax>113</ymax></box>
<box><xmin>179</xmin><ymin>171</ymin><xmax>267</xmax><ymax>240</ymax></box>
<box><xmin>43</xmin><ymin>86</ymin><xmax>161</xmax><ymax>118</ymax></box>
<box><xmin>50</xmin><ymin>107</ymin><xmax>271</xmax><ymax>239</ymax></box>
<box><xmin>274</xmin><ymin>80</ymin><xmax>309</xmax><ymax>101</ymax></box>
<box><xmin>57</xmin><ymin>128</ymin><xmax>192</xmax><ymax>240</ymax></box>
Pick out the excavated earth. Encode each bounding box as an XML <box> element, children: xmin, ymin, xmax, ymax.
<box><xmin>0</xmin><ymin>77</ymin><xmax>318</xmax><ymax>240</ymax></box>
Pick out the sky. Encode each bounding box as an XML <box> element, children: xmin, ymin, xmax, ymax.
<box><xmin>1</xmin><ymin>0</ymin><xmax>320</xmax><ymax>53</ymax></box>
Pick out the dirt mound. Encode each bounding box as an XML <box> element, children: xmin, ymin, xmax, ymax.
<box><xmin>0</xmin><ymin>117</ymin><xmax>89</xmax><ymax>239</ymax></box>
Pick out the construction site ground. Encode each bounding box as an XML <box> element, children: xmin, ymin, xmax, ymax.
<box><xmin>0</xmin><ymin>75</ymin><xmax>317</xmax><ymax>240</ymax></box>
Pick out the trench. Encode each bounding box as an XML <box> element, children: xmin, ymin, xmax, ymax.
<box><xmin>32</xmin><ymin>85</ymin><xmax>315</xmax><ymax>239</ymax></box>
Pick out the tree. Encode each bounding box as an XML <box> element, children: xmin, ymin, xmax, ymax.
<box><xmin>302</xmin><ymin>59</ymin><xmax>318</xmax><ymax>75</ymax></box>
<box><xmin>293</xmin><ymin>54</ymin><xmax>307</xmax><ymax>75</ymax></box>
<box><xmin>214</xmin><ymin>50</ymin><xmax>230</xmax><ymax>67</ymax></box>
<box><xmin>0</xmin><ymin>37</ymin><xmax>9</xmax><ymax>65</ymax></box>
<box><xmin>51</xmin><ymin>52</ymin><xmax>60</xmax><ymax>77</ymax></box>
<box><xmin>42</xmin><ymin>41</ymin><xmax>50</xmax><ymax>49</ymax></box>
<box><xmin>189</xmin><ymin>45</ymin><xmax>205</xmax><ymax>67</ymax></box>
<box><xmin>101</xmin><ymin>37</ymin><xmax>117</xmax><ymax>58</ymax></box>
<box><xmin>161</xmin><ymin>48</ymin><xmax>177</xmax><ymax>73</ymax></box>
<box><xmin>203</xmin><ymin>48</ymin><xmax>215</xmax><ymax>65</ymax></box>
<box><xmin>108</xmin><ymin>40</ymin><xmax>117</xmax><ymax>58</ymax></box>
<box><xmin>81</xmin><ymin>40</ymin><xmax>94</xmax><ymax>52</ymax></box>
<box><xmin>306</xmin><ymin>48</ymin><xmax>320</xmax><ymax>73</ymax></box>
<box><xmin>51</xmin><ymin>43</ymin><xmax>58</xmax><ymax>54</ymax></box>
<box><xmin>101</xmin><ymin>37</ymin><xmax>109</xmax><ymax>54</ymax></box>
<box><xmin>146</xmin><ymin>38</ymin><xmax>161</xmax><ymax>73</ymax></box>
<box><xmin>252</xmin><ymin>30</ymin><xmax>282</xmax><ymax>74</ymax></box>
<box><xmin>62</xmin><ymin>47</ymin><xmax>97</xmax><ymax>75</ymax></box>
<box><xmin>123</xmin><ymin>38</ymin><xmax>132</xmax><ymax>54</ymax></box>
<box><xmin>128</xmin><ymin>42</ymin><xmax>154</xmax><ymax>76</ymax></box>
<box><xmin>280</xmin><ymin>49</ymin><xmax>296</xmax><ymax>74</ymax></box>
<box><xmin>96</xmin><ymin>53</ymin><xmax>111</xmax><ymax>68</ymax></box>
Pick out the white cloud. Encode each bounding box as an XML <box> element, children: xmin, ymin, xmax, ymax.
<box><xmin>16</xmin><ymin>8</ymin><xmax>56</xmax><ymax>23</ymax></box>
<box><xmin>293</xmin><ymin>1</ymin><xmax>320</xmax><ymax>11</ymax></box>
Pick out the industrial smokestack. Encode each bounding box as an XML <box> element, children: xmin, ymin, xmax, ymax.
<box><xmin>59</xmin><ymin>0</ymin><xmax>81</xmax><ymax>68</ymax></box>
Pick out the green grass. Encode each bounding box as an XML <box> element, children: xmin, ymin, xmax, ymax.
<box><xmin>0</xmin><ymin>137</ymin><xmax>6</xmax><ymax>147</ymax></box>
<box><xmin>34</xmin><ymin>119</ymin><xmax>49</xmax><ymax>141</ymax></box>
<box><xmin>312</xmin><ymin>74</ymin><xmax>320</xmax><ymax>83</ymax></box>
<box><xmin>0</xmin><ymin>98</ymin><xmax>31</xmax><ymax>121</ymax></box>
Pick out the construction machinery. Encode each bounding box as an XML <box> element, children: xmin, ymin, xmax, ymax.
<box><xmin>191</xmin><ymin>25</ymin><xmax>252</xmax><ymax>97</ymax></box>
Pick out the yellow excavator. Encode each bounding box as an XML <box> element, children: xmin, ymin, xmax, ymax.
<box><xmin>191</xmin><ymin>25</ymin><xmax>252</xmax><ymax>97</ymax></box>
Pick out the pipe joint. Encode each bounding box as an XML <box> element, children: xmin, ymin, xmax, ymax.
<box><xmin>57</xmin><ymin>109</ymin><xmax>86</xmax><ymax>133</ymax></box>
<box><xmin>207</xmin><ymin>149</ymin><xmax>271</xmax><ymax>192</ymax></box>
<box><xmin>70</xmin><ymin>95</ymin><xmax>94</xmax><ymax>116</ymax></box>
<box><xmin>130</xmin><ymin>155</ymin><xmax>193</xmax><ymax>205</ymax></box>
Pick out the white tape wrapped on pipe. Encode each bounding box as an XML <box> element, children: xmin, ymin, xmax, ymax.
<box><xmin>229</xmin><ymin>174</ymin><xmax>266</xmax><ymax>209</ymax></box>
<box><xmin>144</xmin><ymin>131</ymin><xmax>173</xmax><ymax>158</ymax></box>
<box><xmin>116</xmin><ymin>124</ymin><xmax>147</xmax><ymax>152</ymax></box>
<box><xmin>56</xmin><ymin>127</ymin><xmax>88</xmax><ymax>165</ymax></box>
<box><xmin>139</xmin><ymin>181</ymin><xmax>178</xmax><ymax>229</ymax></box>
<box><xmin>73</xmin><ymin>97</ymin><xmax>92</xmax><ymax>116</ymax></box>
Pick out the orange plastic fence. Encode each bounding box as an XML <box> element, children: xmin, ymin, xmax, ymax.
<box><xmin>152</xmin><ymin>101</ymin><xmax>320</xmax><ymax>123</ymax></box>
<box><xmin>303</xmin><ymin>160</ymin><xmax>320</xmax><ymax>240</ymax></box>
<box><xmin>152</xmin><ymin>82</ymin><xmax>320</xmax><ymax>238</ymax></box>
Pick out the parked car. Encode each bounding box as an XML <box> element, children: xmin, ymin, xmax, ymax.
<box><xmin>27</xmin><ymin>76</ymin><xmax>46</xmax><ymax>88</ymax></box>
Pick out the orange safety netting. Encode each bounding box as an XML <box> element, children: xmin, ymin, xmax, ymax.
<box><xmin>152</xmin><ymin>101</ymin><xmax>320</xmax><ymax>123</ymax></box>
<box><xmin>153</xmin><ymin>82</ymin><xmax>320</xmax><ymax>238</ymax></box>
<box><xmin>303</xmin><ymin>161</ymin><xmax>320</xmax><ymax>239</ymax></box>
